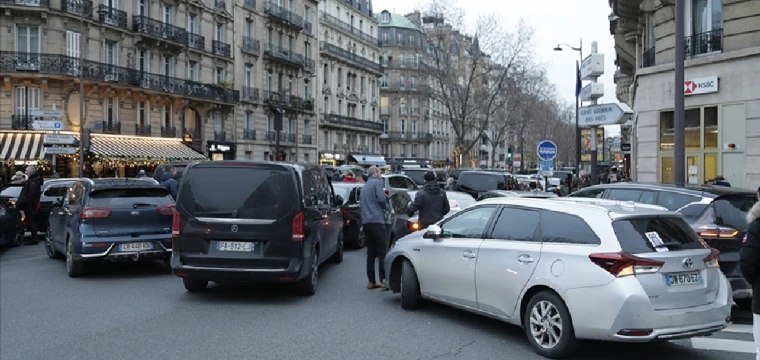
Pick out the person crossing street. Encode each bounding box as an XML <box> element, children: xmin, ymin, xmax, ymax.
<box><xmin>407</xmin><ymin>171</ymin><xmax>450</xmax><ymax>229</ymax></box>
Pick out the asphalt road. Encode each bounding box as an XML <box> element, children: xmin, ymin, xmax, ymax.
<box><xmin>0</xmin><ymin>243</ymin><xmax>755</xmax><ymax>360</ymax></box>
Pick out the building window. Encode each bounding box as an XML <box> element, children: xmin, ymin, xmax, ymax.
<box><xmin>14</xmin><ymin>86</ymin><xmax>40</xmax><ymax>116</ymax></box>
<box><xmin>215</xmin><ymin>22</ymin><xmax>225</xmax><ymax>42</ymax></box>
<box><xmin>162</xmin><ymin>104</ymin><xmax>172</xmax><ymax>129</ymax></box>
<box><xmin>267</xmin><ymin>113</ymin><xmax>273</xmax><ymax>131</ymax></box>
<box><xmin>400</xmin><ymin>119</ymin><xmax>406</xmax><ymax>135</ymax></box>
<box><xmin>400</xmin><ymin>75</ymin><xmax>405</xmax><ymax>88</ymax></box>
<box><xmin>188</xmin><ymin>13</ymin><xmax>197</xmax><ymax>34</ymax></box>
<box><xmin>399</xmin><ymin>53</ymin><xmax>405</xmax><ymax>67</ymax></box>
<box><xmin>16</xmin><ymin>25</ymin><xmax>40</xmax><ymax>54</ymax></box>
<box><xmin>659</xmin><ymin>105</ymin><xmax>719</xmax><ymax>184</ymax></box>
<box><xmin>215</xmin><ymin>67</ymin><xmax>225</xmax><ymax>84</ymax></box>
<box><xmin>245</xmin><ymin>65</ymin><xmax>253</xmax><ymax>87</ymax></box>
<box><xmin>187</xmin><ymin>61</ymin><xmax>198</xmax><ymax>81</ymax></box>
<box><xmin>137</xmin><ymin>101</ymin><xmax>148</xmax><ymax>126</ymax></box>
<box><xmin>163</xmin><ymin>4</ymin><xmax>174</xmax><ymax>24</ymax></box>
<box><xmin>104</xmin><ymin>97</ymin><xmax>118</xmax><ymax>125</ymax></box>
<box><xmin>412</xmin><ymin>144</ymin><xmax>418</xmax><ymax>157</ymax></box>
<box><xmin>684</xmin><ymin>0</ymin><xmax>722</xmax><ymax>55</ymax></box>
<box><xmin>214</xmin><ymin>112</ymin><xmax>223</xmax><ymax>133</ymax></box>
<box><xmin>245</xmin><ymin>111</ymin><xmax>254</xmax><ymax>130</ymax></box>
<box><xmin>410</xmin><ymin>76</ymin><xmax>417</xmax><ymax>89</ymax></box>
<box><xmin>380</xmin><ymin>75</ymin><xmax>388</xmax><ymax>88</ymax></box>
<box><xmin>381</xmin><ymin>12</ymin><xmax>389</xmax><ymax>23</ymax></box>
<box><xmin>163</xmin><ymin>56</ymin><xmax>174</xmax><ymax>77</ymax></box>
<box><xmin>382</xmin><ymin>118</ymin><xmax>388</xmax><ymax>133</ymax></box>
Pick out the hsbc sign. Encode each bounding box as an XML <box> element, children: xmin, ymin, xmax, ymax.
<box><xmin>684</xmin><ymin>76</ymin><xmax>719</xmax><ymax>96</ymax></box>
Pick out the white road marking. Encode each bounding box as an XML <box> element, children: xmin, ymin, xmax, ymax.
<box><xmin>690</xmin><ymin>337</ymin><xmax>756</xmax><ymax>354</ymax></box>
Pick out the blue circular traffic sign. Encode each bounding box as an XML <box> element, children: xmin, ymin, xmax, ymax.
<box><xmin>537</xmin><ymin>140</ymin><xmax>558</xmax><ymax>161</ymax></box>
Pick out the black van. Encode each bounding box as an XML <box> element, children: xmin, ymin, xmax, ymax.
<box><xmin>455</xmin><ymin>171</ymin><xmax>508</xmax><ymax>198</ymax></box>
<box><xmin>171</xmin><ymin>161</ymin><xmax>345</xmax><ymax>295</ymax></box>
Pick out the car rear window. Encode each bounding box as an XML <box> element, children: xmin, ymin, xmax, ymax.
<box><xmin>612</xmin><ymin>216</ymin><xmax>706</xmax><ymax>253</ymax></box>
<box><xmin>457</xmin><ymin>173</ymin><xmax>506</xmax><ymax>192</ymax></box>
<box><xmin>89</xmin><ymin>188</ymin><xmax>173</xmax><ymax>208</ymax></box>
<box><xmin>178</xmin><ymin>166</ymin><xmax>297</xmax><ymax>220</ymax></box>
<box><xmin>1</xmin><ymin>186</ymin><xmax>23</xmax><ymax>198</ymax></box>
<box><xmin>711</xmin><ymin>195</ymin><xmax>757</xmax><ymax>231</ymax></box>
<box><xmin>402</xmin><ymin>170</ymin><xmax>428</xmax><ymax>184</ymax></box>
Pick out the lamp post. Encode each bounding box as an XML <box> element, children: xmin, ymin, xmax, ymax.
<box><xmin>553</xmin><ymin>39</ymin><xmax>583</xmax><ymax>174</ymax></box>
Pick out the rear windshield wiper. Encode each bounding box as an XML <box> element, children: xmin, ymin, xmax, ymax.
<box><xmin>654</xmin><ymin>241</ymin><xmax>683</xmax><ymax>249</ymax></box>
<box><xmin>132</xmin><ymin>202</ymin><xmax>156</xmax><ymax>208</ymax></box>
<box><xmin>194</xmin><ymin>210</ymin><xmax>238</xmax><ymax>217</ymax></box>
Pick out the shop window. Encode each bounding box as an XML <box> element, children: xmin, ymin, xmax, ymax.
<box><xmin>704</xmin><ymin>106</ymin><xmax>718</xmax><ymax>149</ymax></box>
<box><xmin>659</xmin><ymin>106</ymin><xmax>718</xmax><ymax>151</ymax></box>
<box><xmin>659</xmin><ymin>112</ymin><xmax>673</xmax><ymax>150</ymax></box>
<box><xmin>661</xmin><ymin>156</ymin><xmax>674</xmax><ymax>183</ymax></box>
<box><xmin>685</xmin><ymin>108</ymin><xmax>700</xmax><ymax>149</ymax></box>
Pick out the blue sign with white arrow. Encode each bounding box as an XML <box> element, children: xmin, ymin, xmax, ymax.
<box><xmin>536</xmin><ymin>140</ymin><xmax>558</xmax><ymax>161</ymax></box>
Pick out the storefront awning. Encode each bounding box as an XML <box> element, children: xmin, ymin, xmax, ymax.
<box><xmin>348</xmin><ymin>154</ymin><xmax>386</xmax><ymax>167</ymax></box>
<box><xmin>90</xmin><ymin>134</ymin><xmax>207</xmax><ymax>161</ymax></box>
<box><xmin>0</xmin><ymin>132</ymin><xmax>45</xmax><ymax>161</ymax></box>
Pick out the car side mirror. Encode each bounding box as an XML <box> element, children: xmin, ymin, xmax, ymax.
<box><xmin>423</xmin><ymin>224</ymin><xmax>442</xmax><ymax>239</ymax></box>
<box><xmin>334</xmin><ymin>195</ymin><xmax>344</xmax><ymax>206</ymax></box>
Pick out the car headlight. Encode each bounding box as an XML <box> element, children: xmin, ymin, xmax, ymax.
<box><xmin>8</xmin><ymin>200</ymin><xmax>15</xmax><ymax>207</ymax></box>
<box><xmin>408</xmin><ymin>221</ymin><xmax>421</xmax><ymax>232</ymax></box>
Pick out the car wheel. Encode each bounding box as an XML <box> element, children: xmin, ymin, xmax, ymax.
<box><xmin>11</xmin><ymin>220</ymin><xmax>24</xmax><ymax>247</ymax></box>
<box><xmin>735</xmin><ymin>298</ymin><xmax>752</xmax><ymax>311</ymax></box>
<box><xmin>330</xmin><ymin>232</ymin><xmax>344</xmax><ymax>263</ymax></box>
<box><xmin>296</xmin><ymin>249</ymin><xmax>319</xmax><ymax>296</ymax></box>
<box><xmin>400</xmin><ymin>259</ymin><xmax>421</xmax><ymax>310</ymax></box>
<box><xmin>65</xmin><ymin>239</ymin><xmax>87</xmax><ymax>278</ymax></box>
<box><xmin>182</xmin><ymin>278</ymin><xmax>208</xmax><ymax>292</ymax></box>
<box><xmin>523</xmin><ymin>291</ymin><xmax>578</xmax><ymax>359</ymax></box>
<box><xmin>45</xmin><ymin>226</ymin><xmax>63</xmax><ymax>259</ymax></box>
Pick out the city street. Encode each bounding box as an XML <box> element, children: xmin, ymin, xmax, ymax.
<box><xmin>0</xmin><ymin>244</ymin><xmax>755</xmax><ymax>360</ymax></box>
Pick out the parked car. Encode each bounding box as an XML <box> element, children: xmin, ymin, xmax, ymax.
<box><xmin>476</xmin><ymin>190</ymin><xmax>558</xmax><ymax>201</ymax></box>
<box><xmin>455</xmin><ymin>171</ymin><xmax>508</xmax><ymax>199</ymax></box>
<box><xmin>33</xmin><ymin>178</ymin><xmax>81</xmax><ymax>235</ymax></box>
<box><xmin>385</xmin><ymin>197</ymin><xmax>731</xmax><ymax>358</ymax></box>
<box><xmin>569</xmin><ymin>182</ymin><xmax>756</xmax><ymax>308</ymax></box>
<box><xmin>0</xmin><ymin>197</ymin><xmax>24</xmax><ymax>247</ymax></box>
<box><xmin>333</xmin><ymin>183</ymin><xmax>365</xmax><ymax>249</ymax></box>
<box><xmin>171</xmin><ymin>161</ymin><xmax>344</xmax><ymax>296</ymax></box>
<box><xmin>45</xmin><ymin>178</ymin><xmax>175</xmax><ymax>277</ymax></box>
<box><xmin>381</xmin><ymin>174</ymin><xmax>419</xmax><ymax>196</ymax></box>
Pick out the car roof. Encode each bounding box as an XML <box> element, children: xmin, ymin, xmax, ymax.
<box><xmin>187</xmin><ymin>160</ymin><xmax>319</xmax><ymax>173</ymax></box>
<box><xmin>477</xmin><ymin>196</ymin><xmax>674</xmax><ymax>219</ymax></box>
<box><xmin>459</xmin><ymin>170</ymin><xmax>504</xmax><ymax>176</ymax></box>
<box><xmin>88</xmin><ymin>178</ymin><xmax>166</xmax><ymax>190</ymax></box>
<box><xmin>332</xmin><ymin>182</ymin><xmax>362</xmax><ymax>188</ymax></box>
<box><xmin>486</xmin><ymin>190</ymin><xmax>557</xmax><ymax>198</ymax></box>
<box><xmin>574</xmin><ymin>182</ymin><xmax>755</xmax><ymax>198</ymax></box>
<box><xmin>42</xmin><ymin>178</ymin><xmax>81</xmax><ymax>187</ymax></box>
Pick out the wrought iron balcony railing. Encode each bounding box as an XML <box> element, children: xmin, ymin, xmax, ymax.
<box><xmin>380</xmin><ymin>131</ymin><xmax>432</xmax><ymax>142</ymax></box>
<box><xmin>98</xmin><ymin>120</ymin><xmax>121</xmax><ymax>134</ymax></box>
<box><xmin>285</xmin><ymin>133</ymin><xmax>296</xmax><ymax>143</ymax></box>
<box><xmin>213</xmin><ymin>40</ymin><xmax>231</xmax><ymax>58</ymax></box>
<box><xmin>242</xmin><ymin>36</ymin><xmax>260</xmax><ymax>54</ymax></box>
<box><xmin>11</xmin><ymin>115</ymin><xmax>33</xmax><ymax>130</ymax></box>
<box><xmin>685</xmin><ymin>28</ymin><xmax>723</xmax><ymax>57</ymax></box>
<box><xmin>0</xmin><ymin>0</ymin><xmax>50</xmax><ymax>8</ymax></box>
<box><xmin>319</xmin><ymin>11</ymin><xmax>378</xmax><ymax>45</ymax></box>
<box><xmin>262</xmin><ymin>90</ymin><xmax>306</xmax><ymax>110</ymax></box>
<box><xmin>642</xmin><ymin>47</ymin><xmax>655</xmax><ymax>68</ymax></box>
<box><xmin>135</xmin><ymin>124</ymin><xmax>151</xmax><ymax>136</ymax></box>
<box><xmin>241</xmin><ymin>86</ymin><xmax>259</xmax><ymax>102</ymax></box>
<box><xmin>161</xmin><ymin>126</ymin><xmax>177</xmax><ymax>137</ymax></box>
<box><xmin>133</xmin><ymin>16</ymin><xmax>188</xmax><ymax>45</ymax></box>
<box><xmin>320</xmin><ymin>42</ymin><xmax>382</xmax><ymax>74</ymax></box>
<box><xmin>323</xmin><ymin>113</ymin><xmax>383</xmax><ymax>132</ymax></box>
<box><xmin>62</xmin><ymin>0</ymin><xmax>93</xmax><ymax>18</ymax></box>
<box><xmin>304</xmin><ymin>21</ymin><xmax>313</xmax><ymax>35</ymax></box>
<box><xmin>0</xmin><ymin>52</ymin><xmax>239</xmax><ymax>103</ymax></box>
<box><xmin>302</xmin><ymin>134</ymin><xmax>312</xmax><ymax>144</ymax></box>
<box><xmin>243</xmin><ymin>129</ymin><xmax>256</xmax><ymax>140</ymax></box>
<box><xmin>384</xmin><ymin>82</ymin><xmax>432</xmax><ymax>93</ymax></box>
<box><xmin>378</xmin><ymin>38</ymin><xmax>423</xmax><ymax>49</ymax></box>
<box><xmin>97</xmin><ymin>5</ymin><xmax>128</xmax><ymax>28</ymax></box>
<box><xmin>214</xmin><ymin>131</ymin><xmax>226</xmax><ymax>141</ymax></box>
<box><xmin>264</xmin><ymin>1</ymin><xmax>303</xmax><ymax>29</ymax></box>
<box><xmin>187</xmin><ymin>33</ymin><xmax>205</xmax><ymax>51</ymax></box>
<box><xmin>264</xmin><ymin>43</ymin><xmax>304</xmax><ymax>68</ymax></box>
<box><xmin>243</xmin><ymin>0</ymin><xmax>256</xmax><ymax>10</ymax></box>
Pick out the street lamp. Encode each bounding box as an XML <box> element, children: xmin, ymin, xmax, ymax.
<box><xmin>553</xmin><ymin>39</ymin><xmax>583</xmax><ymax>175</ymax></box>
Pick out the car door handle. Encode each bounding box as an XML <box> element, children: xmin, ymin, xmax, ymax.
<box><xmin>517</xmin><ymin>255</ymin><xmax>534</xmax><ymax>264</ymax></box>
<box><xmin>462</xmin><ymin>250</ymin><xmax>476</xmax><ymax>259</ymax></box>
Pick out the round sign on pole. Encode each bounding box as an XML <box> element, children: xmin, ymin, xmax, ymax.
<box><xmin>536</xmin><ymin>140</ymin><xmax>558</xmax><ymax>161</ymax></box>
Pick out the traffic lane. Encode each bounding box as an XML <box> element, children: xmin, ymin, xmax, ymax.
<box><xmin>0</xmin><ymin>244</ymin><xmax>753</xmax><ymax>360</ymax></box>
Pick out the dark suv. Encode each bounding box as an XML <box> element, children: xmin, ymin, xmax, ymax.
<box><xmin>570</xmin><ymin>182</ymin><xmax>756</xmax><ymax>308</ymax></box>
<box><xmin>455</xmin><ymin>171</ymin><xmax>508</xmax><ymax>199</ymax></box>
<box><xmin>171</xmin><ymin>161</ymin><xmax>345</xmax><ymax>296</ymax></box>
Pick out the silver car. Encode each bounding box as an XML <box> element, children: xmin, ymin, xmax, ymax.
<box><xmin>385</xmin><ymin>197</ymin><xmax>732</xmax><ymax>359</ymax></box>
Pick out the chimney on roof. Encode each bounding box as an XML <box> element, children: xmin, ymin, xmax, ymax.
<box><xmin>406</xmin><ymin>11</ymin><xmax>421</xmax><ymax>26</ymax></box>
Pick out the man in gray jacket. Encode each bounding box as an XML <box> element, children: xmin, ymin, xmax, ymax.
<box><xmin>360</xmin><ymin>166</ymin><xmax>390</xmax><ymax>289</ymax></box>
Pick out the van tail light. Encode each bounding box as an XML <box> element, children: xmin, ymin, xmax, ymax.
<box><xmin>171</xmin><ymin>209</ymin><xmax>181</xmax><ymax>238</ymax></box>
<box><xmin>589</xmin><ymin>251</ymin><xmax>664</xmax><ymax>277</ymax></box>
<box><xmin>292</xmin><ymin>212</ymin><xmax>305</xmax><ymax>242</ymax></box>
<box><xmin>697</xmin><ymin>226</ymin><xmax>739</xmax><ymax>238</ymax></box>
<box><xmin>340</xmin><ymin>208</ymin><xmax>347</xmax><ymax>216</ymax></box>
<box><xmin>157</xmin><ymin>204</ymin><xmax>175</xmax><ymax>216</ymax></box>
<box><xmin>79</xmin><ymin>207</ymin><xmax>112</xmax><ymax>219</ymax></box>
<box><xmin>384</xmin><ymin>189</ymin><xmax>389</xmax><ymax>196</ymax></box>
<box><xmin>703</xmin><ymin>247</ymin><xmax>720</xmax><ymax>268</ymax></box>
<box><xmin>36</xmin><ymin>203</ymin><xmax>41</xmax><ymax>211</ymax></box>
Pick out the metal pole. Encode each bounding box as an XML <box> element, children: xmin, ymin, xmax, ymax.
<box><xmin>519</xmin><ymin>125</ymin><xmax>524</xmax><ymax>172</ymax></box>
<box><xmin>674</xmin><ymin>0</ymin><xmax>686</xmax><ymax>186</ymax></box>
<box><xmin>574</xmin><ymin>60</ymin><xmax>581</xmax><ymax>172</ymax></box>
<box><xmin>78</xmin><ymin>4</ymin><xmax>85</xmax><ymax>177</ymax></box>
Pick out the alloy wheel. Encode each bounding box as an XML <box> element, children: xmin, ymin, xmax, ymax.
<box><xmin>65</xmin><ymin>241</ymin><xmax>73</xmax><ymax>273</ymax></box>
<box><xmin>529</xmin><ymin>300</ymin><xmax>563</xmax><ymax>349</ymax></box>
<box><xmin>44</xmin><ymin>228</ymin><xmax>54</xmax><ymax>257</ymax></box>
<box><xmin>311</xmin><ymin>252</ymin><xmax>318</xmax><ymax>290</ymax></box>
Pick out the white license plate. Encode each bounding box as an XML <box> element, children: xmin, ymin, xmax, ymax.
<box><xmin>665</xmin><ymin>271</ymin><xmax>703</xmax><ymax>286</ymax></box>
<box><xmin>0</xmin><ymin>208</ymin><xmax>5</xmax><ymax>216</ymax></box>
<box><xmin>120</xmin><ymin>242</ymin><xmax>153</xmax><ymax>251</ymax></box>
<box><xmin>216</xmin><ymin>241</ymin><xmax>255</xmax><ymax>252</ymax></box>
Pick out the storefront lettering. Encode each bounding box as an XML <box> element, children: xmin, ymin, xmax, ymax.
<box><xmin>209</xmin><ymin>144</ymin><xmax>231</xmax><ymax>152</ymax></box>
<box><xmin>14</xmin><ymin>160</ymin><xmax>38</xmax><ymax>166</ymax></box>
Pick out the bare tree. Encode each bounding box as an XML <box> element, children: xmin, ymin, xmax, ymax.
<box><xmin>419</xmin><ymin>0</ymin><xmax>534</xmax><ymax>166</ymax></box>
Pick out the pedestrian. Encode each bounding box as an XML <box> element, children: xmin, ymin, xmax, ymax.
<box><xmin>15</xmin><ymin>166</ymin><xmax>43</xmax><ymax>245</ymax></box>
<box><xmin>342</xmin><ymin>171</ymin><xmax>356</xmax><ymax>182</ymax></box>
<box><xmin>10</xmin><ymin>171</ymin><xmax>26</xmax><ymax>184</ymax></box>
<box><xmin>445</xmin><ymin>177</ymin><xmax>457</xmax><ymax>191</ymax></box>
<box><xmin>359</xmin><ymin>166</ymin><xmax>390</xmax><ymax>290</ymax></box>
<box><xmin>607</xmin><ymin>168</ymin><xmax>621</xmax><ymax>183</ymax></box>
<box><xmin>408</xmin><ymin>171</ymin><xmax>450</xmax><ymax>230</ymax></box>
<box><xmin>739</xmin><ymin>186</ymin><xmax>760</xmax><ymax>360</ymax></box>
<box><xmin>713</xmin><ymin>175</ymin><xmax>731</xmax><ymax>187</ymax></box>
<box><xmin>159</xmin><ymin>165</ymin><xmax>179</xmax><ymax>200</ymax></box>
<box><xmin>136</xmin><ymin>169</ymin><xmax>147</xmax><ymax>178</ymax></box>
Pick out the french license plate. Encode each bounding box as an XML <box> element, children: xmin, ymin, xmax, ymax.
<box><xmin>665</xmin><ymin>271</ymin><xmax>703</xmax><ymax>286</ymax></box>
<box><xmin>0</xmin><ymin>208</ymin><xmax>5</xmax><ymax>216</ymax></box>
<box><xmin>216</xmin><ymin>241</ymin><xmax>255</xmax><ymax>252</ymax></box>
<box><xmin>120</xmin><ymin>242</ymin><xmax>153</xmax><ymax>251</ymax></box>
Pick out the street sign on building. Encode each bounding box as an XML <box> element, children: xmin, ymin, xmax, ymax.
<box><xmin>684</xmin><ymin>76</ymin><xmax>718</xmax><ymax>96</ymax></box>
<box><xmin>44</xmin><ymin>147</ymin><xmax>78</xmax><ymax>155</ymax></box>
<box><xmin>579</xmin><ymin>103</ymin><xmax>633</xmax><ymax>127</ymax></box>
<box><xmin>31</xmin><ymin>121</ymin><xmax>63</xmax><ymax>130</ymax></box>
<box><xmin>44</xmin><ymin>134</ymin><xmax>77</xmax><ymax>145</ymax></box>
<box><xmin>30</xmin><ymin>109</ymin><xmax>64</xmax><ymax>118</ymax></box>
<box><xmin>536</xmin><ymin>140</ymin><xmax>558</xmax><ymax>161</ymax></box>
<box><xmin>539</xmin><ymin>160</ymin><xmax>554</xmax><ymax>177</ymax></box>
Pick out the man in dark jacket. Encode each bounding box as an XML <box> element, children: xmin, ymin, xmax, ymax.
<box><xmin>739</xmin><ymin>186</ymin><xmax>760</xmax><ymax>358</ymax></box>
<box><xmin>159</xmin><ymin>166</ymin><xmax>179</xmax><ymax>200</ymax></box>
<box><xmin>16</xmin><ymin>166</ymin><xmax>43</xmax><ymax>245</ymax></box>
<box><xmin>407</xmin><ymin>171</ymin><xmax>450</xmax><ymax>229</ymax></box>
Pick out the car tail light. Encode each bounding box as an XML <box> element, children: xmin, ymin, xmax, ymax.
<box><xmin>589</xmin><ymin>251</ymin><xmax>664</xmax><ymax>277</ymax></box>
<box><xmin>340</xmin><ymin>208</ymin><xmax>347</xmax><ymax>216</ymax></box>
<box><xmin>703</xmin><ymin>247</ymin><xmax>720</xmax><ymax>268</ymax></box>
<box><xmin>384</xmin><ymin>189</ymin><xmax>389</xmax><ymax>196</ymax></box>
<box><xmin>697</xmin><ymin>227</ymin><xmax>739</xmax><ymax>238</ymax></box>
<box><xmin>80</xmin><ymin>207</ymin><xmax>112</xmax><ymax>219</ymax></box>
<box><xmin>171</xmin><ymin>209</ymin><xmax>181</xmax><ymax>238</ymax></box>
<box><xmin>157</xmin><ymin>204</ymin><xmax>175</xmax><ymax>216</ymax></box>
<box><xmin>292</xmin><ymin>212</ymin><xmax>305</xmax><ymax>241</ymax></box>
<box><xmin>36</xmin><ymin>203</ymin><xmax>41</xmax><ymax>211</ymax></box>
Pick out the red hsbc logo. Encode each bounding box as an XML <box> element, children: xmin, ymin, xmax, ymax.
<box><xmin>684</xmin><ymin>76</ymin><xmax>719</xmax><ymax>96</ymax></box>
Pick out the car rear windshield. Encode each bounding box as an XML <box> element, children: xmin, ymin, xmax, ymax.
<box><xmin>89</xmin><ymin>188</ymin><xmax>173</xmax><ymax>208</ymax></box>
<box><xmin>402</xmin><ymin>170</ymin><xmax>428</xmax><ymax>184</ymax></box>
<box><xmin>178</xmin><ymin>166</ymin><xmax>297</xmax><ymax>219</ymax></box>
<box><xmin>332</xmin><ymin>185</ymin><xmax>352</xmax><ymax>201</ymax></box>
<box><xmin>458</xmin><ymin>173</ymin><xmax>505</xmax><ymax>192</ymax></box>
<box><xmin>711</xmin><ymin>195</ymin><xmax>757</xmax><ymax>231</ymax></box>
<box><xmin>1</xmin><ymin>186</ymin><xmax>22</xmax><ymax>198</ymax></box>
<box><xmin>612</xmin><ymin>216</ymin><xmax>706</xmax><ymax>253</ymax></box>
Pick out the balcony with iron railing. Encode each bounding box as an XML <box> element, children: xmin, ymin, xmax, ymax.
<box><xmin>243</xmin><ymin>0</ymin><xmax>256</xmax><ymax>10</ymax></box>
<box><xmin>320</xmin><ymin>42</ymin><xmax>383</xmax><ymax>74</ymax></box>
<box><xmin>686</xmin><ymin>29</ymin><xmax>722</xmax><ymax>57</ymax></box>
<box><xmin>323</xmin><ymin>113</ymin><xmax>383</xmax><ymax>132</ymax></box>
<box><xmin>241</xmin><ymin>86</ymin><xmax>259</xmax><ymax>102</ymax></box>
<box><xmin>285</xmin><ymin>133</ymin><xmax>296</xmax><ymax>142</ymax></box>
<box><xmin>642</xmin><ymin>47</ymin><xmax>655</xmax><ymax>68</ymax></box>
<box><xmin>302</xmin><ymin>134</ymin><xmax>312</xmax><ymax>144</ymax></box>
<box><xmin>133</xmin><ymin>16</ymin><xmax>188</xmax><ymax>46</ymax></box>
<box><xmin>384</xmin><ymin>82</ymin><xmax>432</xmax><ymax>93</ymax></box>
<box><xmin>187</xmin><ymin>33</ymin><xmax>205</xmax><ymax>52</ymax></box>
<box><xmin>319</xmin><ymin>11</ymin><xmax>378</xmax><ymax>46</ymax></box>
<box><xmin>97</xmin><ymin>120</ymin><xmax>121</xmax><ymax>134</ymax></box>
<box><xmin>243</xmin><ymin>129</ymin><xmax>256</xmax><ymax>140</ymax></box>
<box><xmin>214</xmin><ymin>131</ymin><xmax>226</xmax><ymax>141</ymax></box>
<box><xmin>261</xmin><ymin>90</ymin><xmax>307</xmax><ymax>110</ymax></box>
<box><xmin>383</xmin><ymin>58</ymin><xmax>421</xmax><ymax>69</ymax></box>
<box><xmin>0</xmin><ymin>0</ymin><xmax>50</xmax><ymax>8</ymax></box>
<box><xmin>265</xmin><ymin>131</ymin><xmax>276</xmax><ymax>141</ymax></box>
<box><xmin>264</xmin><ymin>43</ymin><xmax>304</xmax><ymax>68</ymax></box>
<box><xmin>62</xmin><ymin>0</ymin><xmax>93</xmax><ymax>18</ymax></box>
<box><xmin>97</xmin><ymin>5</ymin><xmax>128</xmax><ymax>28</ymax></box>
<box><xmin>380</xmin><ymin>132</ymin><xmax>433</xmax><ymax>143</ymax></box>
<box><xmin>264</xmin><ymin>1</ymin><xmax>303</xmax><ymax>29</ymax></box>
<box><xmin>378</xmin><ymin>38</ymin><xmax>423</xmax><ymax>49</ymax></box>
<box><xmin>135</xmin><ymin>124</ymin><xmax>151</xmax><ymax>136</ymax></box>
<box><xmin>242</xmin><ymin>36</ymin><xmax>261</xmax><ymax>55</ymax></box>
<box><xmin>214</xmin><ymin>0</ymin><xmax>225</xmax><ymax>10</ymax></box>
<box><xmin>184</xmin><ymin>127</ymin><xmax>201</xmax><ymax>140</ymax></box>
<box><xmin>213</xmin><ymin>40</ymin><xmax>232</xmax><ymax>58</ymax></box>
<box><xmin>161</xmin><ymin>126</ymin><xmax>177</xmax><ymax>137</ymax></box>
<box><xmin>0</xmin><ymin>52</ymin><xmax>239</xmax><ymax>103</ymax></box>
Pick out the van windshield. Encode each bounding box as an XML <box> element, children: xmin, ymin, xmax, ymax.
<box><xmin>457</xmin><ymin>173</ymin><xmax>505</xmax><ymax>192</ymax></box>
<box><xmin>178</xmin><ymin>166</ymin><xmax>296</xmax><ymax>219</ymax></box>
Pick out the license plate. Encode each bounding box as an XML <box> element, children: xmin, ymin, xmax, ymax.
<box><xmin>665</xmin><ymin>271</ymin><xmax>703</xmax><ymax>286</ymax></box>
<box><xmin>120</xmin><ymin>242</ymin><xmax>153</xmax><ymax>251</ymax></box>
<box><xmin>216</xmin><ymin>241</ymin><xmax>255</xmax><ymax>252</ymax></box>
<box><xmin>0</xmin><ymin>208</ymin><xmax>5</xmax><ymax>216</ymax></box>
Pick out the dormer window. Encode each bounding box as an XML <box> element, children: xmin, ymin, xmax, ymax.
<box><xmin>381</xmin><ymin>12</ymin><xmax>390</xmax><ymax>23</ymax></box>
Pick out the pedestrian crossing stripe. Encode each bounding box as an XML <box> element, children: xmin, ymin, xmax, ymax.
<box><xmin>690</xmin><ymin>323</ymin><xmax>756</xmax><ymax>354</ymax></box>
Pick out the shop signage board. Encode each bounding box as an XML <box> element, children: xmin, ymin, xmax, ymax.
<box><xmin>684</xmin><ymin>76</ymin><xmax>718</xmax><ymax>96</ymax></box>
<box><xmin>31</xmin><ymin>121</ymin><xmax>63</xmax><ymax>130</ymax></box>
<box><xmin>578</xmin><ymin>103</ymin><xmax>633</xmax><ymax>127</ymax></box>
<box><xmin>44</xmin><ymin>134</ymin><xmax>77</xmax><ymax>145</ymax></box>
<box><xmin>44</xmin><ymin>147</ymin><xmax>78</xmax><ymax>155</ymax></box>
<box><xmin>30</xmin><ymin>110</ymin><xmax>63</xmax><ymax>118</ymax></box>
